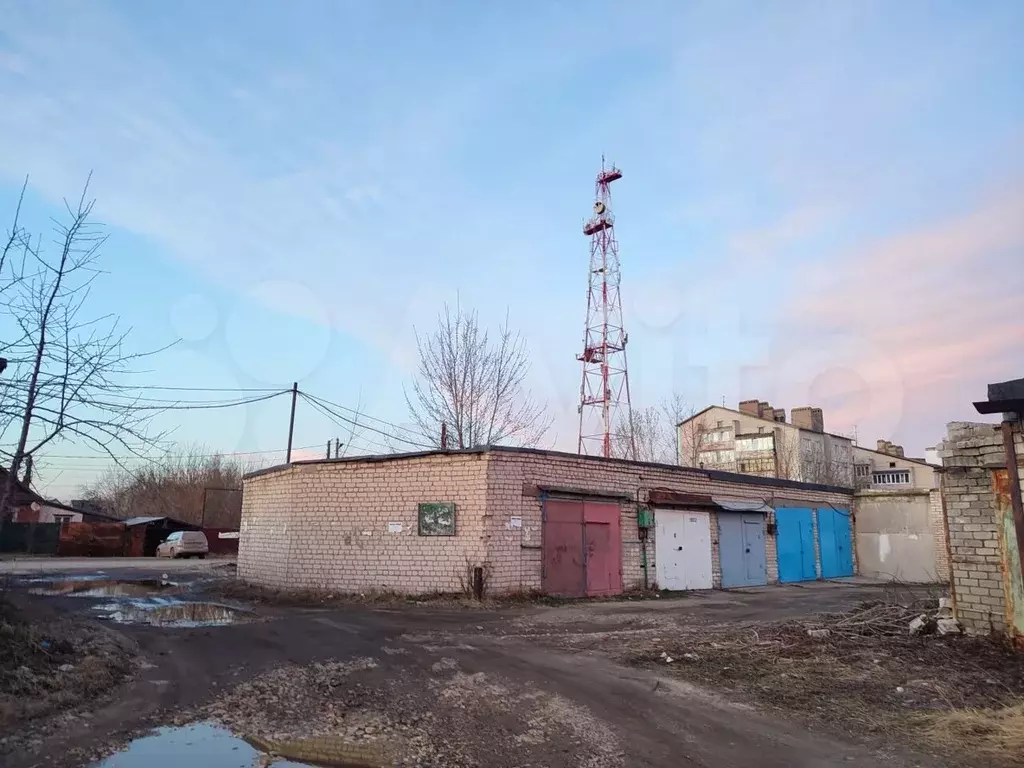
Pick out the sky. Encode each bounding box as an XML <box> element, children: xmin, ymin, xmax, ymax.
<box><xmin>0</xmin><ymin>0</ymin><xmax>1022</xmax><ymax>500</ymax></box>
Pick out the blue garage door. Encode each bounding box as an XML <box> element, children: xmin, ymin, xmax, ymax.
<box><xmin>718</xmin><ymin>513</ymin><xmax>767</xmax><ymax>588</ymax></box>
<box><xmin>818</xmin><ymin>507</ymin><xmax>854</xmax><ymax>578</ymax></box>
<box><xmin>776</xmin><ymin>507</ymin><xmax>816</xmax><ymax>583</ymax></box>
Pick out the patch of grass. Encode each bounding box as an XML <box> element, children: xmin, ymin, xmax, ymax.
<box><xmin>924</xmin><ymin>702</ymin><xmax>1024</xmax><ymax>764</ymax></box>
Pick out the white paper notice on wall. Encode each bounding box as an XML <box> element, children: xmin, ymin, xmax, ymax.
<box><xmin>509</xmin><ymin>516</ymin><xmax>523</xmax><ymax>530</ymax></box>
<box><xmin>387</xmin><ymin>522</ymin><xmax>403</xmax><ymax>533</ymax></box>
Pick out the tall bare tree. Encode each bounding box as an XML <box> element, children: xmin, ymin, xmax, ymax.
<box><xmin>0</xmin><ymin>179</ymin><xmax>166</xmax><ymax>520</ymax></box>
<box><xmin>80</xmin><ymin>446</ymin><xmax>259</xmax><ymax>528</ymax></box>
<box><xmin>406</xmin><ymin>304</ymin><xmax>550</xmax><ymax>449</ymax></box>
<box><xmin>613</xmin><ymin>394</ymin><xmax>702</xmax><ymax>464</ymax></box>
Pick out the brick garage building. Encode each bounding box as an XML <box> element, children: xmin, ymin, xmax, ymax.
<box><xmin>937</xmin><ymin>421</ymin><xmax>1024</xmax><ymax>637</ymax></box>
<box><xmin>238</xmin><ymin>447</ymin><xmax>855</xmax><ymax>596</ymax></box>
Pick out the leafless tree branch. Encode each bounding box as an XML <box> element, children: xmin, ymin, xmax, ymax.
<box><xmin>0</xmin><ymin>178</ymin><xmax>170</xmax><ymax>520</ymax></box>
<box><xmin>404</xmin><ymin>303</ymin><xmax>550</xmax><ymax>449</ymax></box>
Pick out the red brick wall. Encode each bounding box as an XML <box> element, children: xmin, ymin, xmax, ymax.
<box><xmin>58</xmin><ymin>522</ymin><xmax>128</xmax><ymax>557</ymax></box>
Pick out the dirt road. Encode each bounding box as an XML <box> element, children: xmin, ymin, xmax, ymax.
<box><xmin>2</xmin><ymin>569</ymin><xmax>953</xmax><ymax>768</ymax></box>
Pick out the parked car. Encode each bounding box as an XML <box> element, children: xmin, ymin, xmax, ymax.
<box><xmin>156</xmin><ymin>530</ymin><xmax>209</xmax><ymax>559</ymax></box>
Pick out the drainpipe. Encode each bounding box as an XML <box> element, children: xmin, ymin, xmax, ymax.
<box><xmin>1000</xmin><ymin>420</ymin><xmax>1024</xmax><ymax>587</ymax></box>
<box><xmin>630</xmin><ymin>489</ymin><xmax>647</xmax><ymax>593</ymax></box>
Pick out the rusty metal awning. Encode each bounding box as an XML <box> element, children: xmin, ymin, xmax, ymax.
<box><xmin>647</xmin><ymin>490</ymin><xmax>716</xmax><ymax>508</ymax></box>
<box><xmin>713</xmin><ymin>498</ymin><xmax>774</xmax><ymax>514</ymax></box>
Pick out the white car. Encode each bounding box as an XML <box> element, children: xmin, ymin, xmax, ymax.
<box><xmin>155</xmin><ymin>530</ymin><xmax>209</xmax><ymax>559</ymax></box>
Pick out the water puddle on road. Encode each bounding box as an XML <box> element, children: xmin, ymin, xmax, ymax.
<box><xmin>94</xmin><ymin>601</ymin><xmax>256</xmax><ymax>627</ymax></box>
<box><xmin>30</xmin><ymin>578</ymin><xmax>181</xmax><ymax>598</ymax></box>
<box><xmin>95</xmin><ymin>723</ymin><xmax>384</xmax><ymax>767</ymax></box>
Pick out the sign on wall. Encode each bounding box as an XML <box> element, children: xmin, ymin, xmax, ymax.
<box><xmin>418</xmin><ymin>502</ymin><xmax>456</xmax><ymax>536</ymax></box>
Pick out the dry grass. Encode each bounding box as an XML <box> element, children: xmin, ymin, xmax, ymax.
<box><xmin>924</xmin><ymin>703</ymin><xmax>1024</xmax><ymax>765</ymax></box>
<box><xmin>0</xmin><ymin>600</ymin><xmax>136</xmax><ymax>740</ymax></box>
<box><xmin>626</xmin><ymin>601</ymin><xmax>1024</xmax><ymax>763</ymax></box>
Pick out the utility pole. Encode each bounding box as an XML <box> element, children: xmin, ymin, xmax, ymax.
<box><xmin>441</xmin><ymin>421</ymin><xmax>448</xmax><ymax>450</ymax></box>
<box><xmin>285</xmin><ymin>382</ymin><xmax>298</xmax><ymax>464</ymax></box>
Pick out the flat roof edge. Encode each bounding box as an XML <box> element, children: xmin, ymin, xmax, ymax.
<box><xmin>244</xmin><ymin>444</ymin><xmax>853</xmax><ymax>496</ymax></box>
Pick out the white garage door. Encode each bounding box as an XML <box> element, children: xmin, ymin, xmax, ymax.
<box><xmin>655</xmin><ymin>509</ymin><xmax>713</xmax><ymax>591</ymax></box>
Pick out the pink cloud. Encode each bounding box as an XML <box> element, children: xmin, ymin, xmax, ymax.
<box><xmin>770</xmin><ymin>182</ymin><xmax>1024</xmax><ymax>449</ymax></box>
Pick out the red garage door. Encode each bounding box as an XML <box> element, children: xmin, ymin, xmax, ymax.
<box><xmin>542</xmin><ymin>499</ymin><xmax>622</xmax><ymax>597</ymax></box>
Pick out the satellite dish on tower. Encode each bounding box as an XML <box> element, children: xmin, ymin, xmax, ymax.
<box><xmin>593</xmin><ymin>201</ymin><xmax>606</xmax><ymax>215</ymax></box>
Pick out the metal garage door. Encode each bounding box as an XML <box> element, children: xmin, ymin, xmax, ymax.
<box><xmin>542</xmin><ymin>499</ymin><xmax>622</xmax><ymax>597</ymax></box>
<box><xmin>654</xmin><ymin>509</ymin><xmax>713</xmax><ymax>591</ymax></box>
<box><xmin>776</xmin><ymin>507</ymin><xmax>817</xmax><ymax>582</ymax></box>
<box><xmin>718</xmin><ymin>513</ymin><xmax>767</xmax><ymax>588</ymax></box>
<box><xmin>818</xmin><ymin>507</ymin><xmax>854</xmax><ymax>578</ymax></box>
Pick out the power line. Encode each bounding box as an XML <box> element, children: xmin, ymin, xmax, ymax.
<box><xmin>298</xmin><ymin>389</ymin><xmax>432</xmax><ymax>444</ymax></box>
<box><xmin>0</xmin><ymin>381</ymin><xmax>286</xmax><ymax>393</ymax></box>
<box><xmin>1</xmin><ymin>385</ymin><xmax>290</xmax><ymax>411</ymax></box>
<box><xmin>19</xmin><ymin>444</ymin><xmax>324</xmax><ymax>462</ymax></box>
<box><xmin>300</xmin><ymin>392</ymin><xmax>433</xmax><ymax>450</ymax></box>
<box><xmin>300</xmin><ymin>396</ymin><xmax>397</xmax><ymax>454</ymax></box>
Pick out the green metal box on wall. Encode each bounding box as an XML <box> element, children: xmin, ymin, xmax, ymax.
<box><xmin>637</xmin><ymin>506</ymin><xmax>654</xmax><ymax>529</ymax></box>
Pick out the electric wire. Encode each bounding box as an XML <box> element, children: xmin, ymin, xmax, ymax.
<box><xmin>298</xmin><ymin>390</ymin><xmax>433</xmax><ymax>448</ymax></box>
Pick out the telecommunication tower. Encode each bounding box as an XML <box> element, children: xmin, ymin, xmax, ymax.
<box><xmin>577</xmin><ymin>158</ymin><xmax>636</xmax><ymax>459</ymax></box>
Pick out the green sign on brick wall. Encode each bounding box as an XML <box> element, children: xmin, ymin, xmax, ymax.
<box><xmin>418</xmin><ymin>502</ymin><xmax>456</xmax><ymax>536</ymax></box>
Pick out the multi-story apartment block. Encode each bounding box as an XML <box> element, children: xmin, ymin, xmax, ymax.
<box><xmin>677</xmin><ymin>400</ymin><xmax>855</xmax><ymax>487</ymax></box>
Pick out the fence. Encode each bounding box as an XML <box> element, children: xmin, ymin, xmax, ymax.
<box><xmin>57</xmin><ymin>522</ymin><xmax>133</xmax><ymax>557</ymax></box>
<box><xmin>0</xmin><ymin>522</ymin><xmax>61</xmax><ymax>554</ymax></box>
<box><xmin>203</xmin><ymin>527</ymin><xmax>240</xmax><ymax>555</ymax></box>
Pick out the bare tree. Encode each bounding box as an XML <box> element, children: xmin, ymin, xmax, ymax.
<box><xmin>612</xmin><ymin>406</ymin><xmax>668</xmax><ymax>463</ymax></box>
<box><xmin>80</xmin><ymin>446</ymin><xmax>260</xmax><ymax>528</ymax></box>
<box><xmin>0</xmin><ymin>179</ymin><xmax>166</xmax><ymax>520</ymax></box>
<box><xmin>405</xmin><ymin>304</ymin><xmax>550</xmax><ymax>449</ymax></box>
<box><xmin>612</xmin><ymin>394</ymin><xmax>704</xmax><ymax>465</ymax></box>
<box><xmin>669</xmin><ymin>398</ymin><xmax>711</xmax><ymax>467</ymax></box>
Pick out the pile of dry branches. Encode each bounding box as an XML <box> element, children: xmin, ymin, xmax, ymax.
<box><xmin>805</xmin><ymin>600</ymin><xmax>929</xmax><ymax>639</ymax></box>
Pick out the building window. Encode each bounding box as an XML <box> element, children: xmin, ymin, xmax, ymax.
<box><xmin>739</xmin><ymin>462</ymin><xmax>748</xmax><ymax>472</ymax></box>
<box><xmin>855</xmin><ymin>464</ymin><xmax>870</xmax><ymax>477</ymax></box>
<box><xmin>758</xmin><ymin>426</ymin><xmax>765</xmax><ymax>433</ymax></box>
<box><xmin>872</xmin><ymin>470</ymin><xmax>911</xmax><ymax>486</ymax></box>
<box><xmin>700</xmin><ymin>428</ymin><xmax>731</xmax><ymax>445</ymax></box>
<box><xmin>736</xmin><ymin>436</ymin><xmax>773</xmax><ymax>452</ymax></box>
<box><xmin>418</xmin><ymin>502</ymin><xmax>456</xmax><ymax>535</ymax></box>
<box><xmin>699</xmin><ymin>449</ymin><xmax>734</xmax><ymax>464</ymax></box>
<box><xmin>54</xmin><ymin>514</ymin><xmax>72</xmax><ymax>526</ymax></box>
<box><xmin>889</xmin><ymin>461</ymin><xmax>896</xmax><ymax>468</ymax></box>
<box><xmin>716</xmin><ymin>420</ymin><xmax>723</xmax><ymax>428</ymax></box>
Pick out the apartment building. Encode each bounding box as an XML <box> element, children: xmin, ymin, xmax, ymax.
<box><xmin>677</xmin><ymin>400</ymin><xmax>854</xmax><ymax>487</ymax></box>
<box><xmin>853</xmin><ymin>439</ymin><xmax>937</xmax><ymax>491</ymax></box>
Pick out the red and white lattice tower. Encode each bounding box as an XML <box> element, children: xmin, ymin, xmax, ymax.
<box><xmin>577</xmin><ymin>158</ymin><xmax>636</xmax><ymax>459</ymax></box>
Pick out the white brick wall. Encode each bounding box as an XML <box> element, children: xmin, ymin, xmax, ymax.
<box><xmin>240</xmin><ymin>448</ymin><xmax>855</xmax><ymax>595</ymax></box>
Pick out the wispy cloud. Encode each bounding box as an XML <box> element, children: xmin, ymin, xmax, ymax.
<box><xmin>772</xmin><ymin>180</ymin><xmax>1024</xmax><ymax>444</ymax></box>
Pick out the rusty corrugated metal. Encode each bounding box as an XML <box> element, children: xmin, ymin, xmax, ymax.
<box><xmin>994</xmin><ymin>470</ymin><xmax>1024</xmax><ymax>640</ymax></box>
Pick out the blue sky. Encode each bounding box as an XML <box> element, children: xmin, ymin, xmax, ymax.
<box><xmin>1</xmin><ymin>0</ymin><xmax>1022</xmax><ymax>499</ymax></box>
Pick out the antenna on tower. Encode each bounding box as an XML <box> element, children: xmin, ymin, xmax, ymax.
<box><xmin>577</xmin><ymin>159</ymin><xmax>636</xmax><ymax>460</ymax></box>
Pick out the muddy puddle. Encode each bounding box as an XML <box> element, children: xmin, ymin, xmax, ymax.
<box><xmin>30</xmin><ymin>578</ymin><xmax>181</xmax><ymax>598</ymax></box>
<box><xmin>94</xmin><ymin>601</ymin><xmax>256</xmax><ymax>627</ymax></box>
<box><xmin>96</xmin><ymin>723</ymin><xmax>383</xmax><ymax>767</ymax></box>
